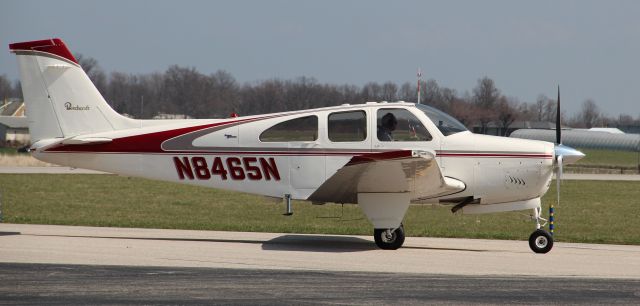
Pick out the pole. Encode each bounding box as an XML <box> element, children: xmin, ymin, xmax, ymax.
<box><xmin>417</xmin><ymin>68</ymin><xmax>422</xmax><ymax>104</ymax></box>
<box><xmin>140</xmin><ymin>95</ymin><xmax>144</xmax><ymax>119</ymax></box>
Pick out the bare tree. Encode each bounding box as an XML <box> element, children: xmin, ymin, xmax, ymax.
<box><xmin>618</xmin><ymin>114</ymin><xmax>634</xmax><ymax>126</ymax></box>
<box><xmin>439</xmin><ymin>87</ymin><xmax>457</xmax><ymax>112</ymax></box>
<box><xmin>579</xmin><ymin>99</ymin><xmax>600</xmax><ymax>128</ymax></box>
<box><xmin>398</xmin><ymin>82</ymin><xmax>416</xmax><ymax>102</ymax></box>
<box><xmin>472</xmin><ymin>77</ymin><xmax>500</xmax><ymax>133</ymax></box>
<box><xmin>0</xmin><ymin>75</ymin><xmax>12</xmax><ymax>101</ymax></box>
<box><xmin>74</xmin><ymin>53</ymin><xmax>107</xmax><ymax>95</ymax></box>
<box><xmin>361</xmin><ymin>82</ymin><xmax>383</xmax><ymax>101</ymax></box>
<box><xmin>449</xmin><ymin>99</ymin><xmax>476</xmax><ymax>128</ymax></box>
<box><xmin>496</xmin><ymin>96</ymin><xmax>518</xmax><ymax>136</ymax></box>
<box><xmin>380</xmin><ymin>82</ymin><xmax>398</xmax><ymax>101</ymax></box>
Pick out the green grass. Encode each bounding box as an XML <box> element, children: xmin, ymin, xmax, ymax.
<box><xmin>0</xmin><ymin>174</ymin><xmax>639</xmax><ymax>245</ymax></box>
<box><xmin>0</xmin><ymin>147</ymin><xmax>19</xmax><ymax>155</ymax></box>
<box><xmin>575</xmin><ymin>148</ymin><xmax>640</xmax><ymax>167</ymax></box>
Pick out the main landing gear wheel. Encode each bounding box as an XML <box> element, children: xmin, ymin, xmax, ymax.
<box><xmin>374</xmin><ymin>224</ymin><xmax>405</xmax><ymax>250</ymax></box>
<box><xmin>529</xmin><ymin>229</ymin><xmax>553</xmax><ymax>254</ymax></box>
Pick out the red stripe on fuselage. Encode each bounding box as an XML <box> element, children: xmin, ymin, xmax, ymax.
<box><xmin>436</xmin><ymin>152</ymin><xmax>553</xmax><ymax>159</ymax></box>
<box><xmin>44</xmin><ymin>117</ymin><xmax>268</xmax><ymax>154</ymax></box>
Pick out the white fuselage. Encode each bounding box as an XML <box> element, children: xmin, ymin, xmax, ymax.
<box><xmin>33</xmin><ymin>102</ymin><xmax>555</xmax><ymax>207</ymax></box>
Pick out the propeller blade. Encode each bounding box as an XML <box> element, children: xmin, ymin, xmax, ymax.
<box><xmin>552</xmin><ymin>85</ymin><xmax>562</xmax><ymax>236</ymax></box>
<box><xmin>551</xmin><ymin>154</ymin><xmax>563</xmax><ymax>235</ymax></box>
<box><xmin>556</xmin><ymin>85</ymin><xmax>561</xmax><ymax>144</ymax></box>
<box><xmin>556</xmin><ymin>155</ymin><xmax>563</xmax><ymax>195</ymax></box>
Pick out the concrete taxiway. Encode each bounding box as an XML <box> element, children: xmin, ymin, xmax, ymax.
<box><xmin>1</xmin><ymin>223</ymin><xmax>639</xmax><ymax>279</ymax></box>
<box><xmin>1</xmin><ymin>224</ymin><xmax>639</xmax><ymax>304</ymax></box>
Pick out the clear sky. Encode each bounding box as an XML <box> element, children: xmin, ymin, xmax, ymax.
<box><xmin>2</xmin><ymin>0</ymin><xmax>639</xmax><ymax>116</ymax></box>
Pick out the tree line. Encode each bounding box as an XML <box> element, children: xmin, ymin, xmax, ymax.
<box><xmin>1</xmin><ymin>54</ymin><xmax>639</xmax><ymax>135</ymax></box>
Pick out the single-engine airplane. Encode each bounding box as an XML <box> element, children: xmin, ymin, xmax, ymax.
<box><xmin>9</xmin><ymin>38</ymin><xmax>585</xmax><ymax>253</ymax></box>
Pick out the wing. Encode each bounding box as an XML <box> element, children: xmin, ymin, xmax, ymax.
<box><xmin>308</xmin><ymin>150</ymin><xmax>465</xmax><ymax>204</ymax></box>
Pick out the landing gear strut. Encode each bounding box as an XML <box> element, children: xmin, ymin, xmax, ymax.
<box><xmin>529</xmin><ymin>206</ymin><xmax>553</xmax><ymax>253</ymax></box>
<box><xmin>374</xmin><ymin>224</ymin><xmax>405</xmax><ymax>250</ymax></box>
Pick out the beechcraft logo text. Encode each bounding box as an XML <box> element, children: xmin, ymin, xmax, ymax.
<box><xmin>64</xmin><ymin>102</ymin><xmax>91</xmax><ymax>111</ymax></box>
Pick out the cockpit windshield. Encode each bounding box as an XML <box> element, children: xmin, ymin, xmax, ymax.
<box><xmin>416</xmin><ymin>104</ymin><xmax>468</xmax><ymax>136</ymax></box>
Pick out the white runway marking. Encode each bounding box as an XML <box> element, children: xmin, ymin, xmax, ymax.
<box><xmin>1</xmin><ymin>224</ymin><xmax>639</xmax><ymax>279</ymax></box>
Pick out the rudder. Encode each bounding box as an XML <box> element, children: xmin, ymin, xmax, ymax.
<box><xmin>9</xmin><ymin>38</ymin><xmax>136</xmax><ymax>144</ymax></box>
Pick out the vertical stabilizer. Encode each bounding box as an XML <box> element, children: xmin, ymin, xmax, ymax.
<box><xmin>9</xmin><ymin>38</ymin><xmax>136</xmax><ymax>143</ymax></box>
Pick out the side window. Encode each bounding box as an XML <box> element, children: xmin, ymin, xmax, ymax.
<box><xmin>377</xmin><ymin>108</ymin><xmax>432</xmax><ymax>141</ymax></box>
<box><xmin>260</xmin><ymin>115</ymin><xmax>318</xmax><ymax>142</ymax></box>
<box><xmin>328</xmin><ymin>110</ymin><xmax>367</xmax><ymax>142</ymax></box>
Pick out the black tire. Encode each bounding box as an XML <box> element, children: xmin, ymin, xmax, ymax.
<box><xmin>374</xmin><ymin>224</ymin><xmax>405</xmax><ymax>250</ymax></box>
<box><xmin>529</xmin><ymin>229</ymin><xmax>553</xmax><ymax>254</ymax></box>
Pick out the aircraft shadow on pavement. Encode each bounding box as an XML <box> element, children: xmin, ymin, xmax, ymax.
<box><xmin>24</xmin><ymin>232</ymin><xmax>489</xmax><ymax>253</ymax></box>
<box><xmin>261</xmin><ymin>235</ymin><xmax>377</xmax><ymax>252</ymax></box>
<box><xmin>261</xmin><ymin>235</ymin><xmax>488</xmax><ymax>253</ymax></box>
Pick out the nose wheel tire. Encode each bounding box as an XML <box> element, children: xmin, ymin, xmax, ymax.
<box><xmin>529</xmin><ymin>229</ymin><xmax>553</xmax><ymax>254</ymax></box>
<box><xmin>374</xmin><ymin>224</ymin><xmax>405</xmax><ymax>250</ymax></box>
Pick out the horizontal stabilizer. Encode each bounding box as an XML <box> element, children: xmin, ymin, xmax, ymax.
<box><xmin>61</xmin><ymin>137</ymin><xmax>112</xmax><ymax>145</ymax></box>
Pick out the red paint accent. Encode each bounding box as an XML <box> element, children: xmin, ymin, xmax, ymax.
<box><xmin>9</xmin><ymin>38</ymin><xmax>78</xmax><ymax>64</ymax></box>
<box><xmin>173</xmin><ymin>156</ymin><xmax>194</xmax><ymax>180</ymax></box>
<box><xmin>46</xmin><ymin>122</ymin><xmax>219</xmax><ymax>153</ymax></box>
<box><xmin>44</xmin><ymin>115</ymin><xmax>279</xmax><ymax>154</ymax></box>
<box><xmin>46</xmin><ymin>150</ymin><xmax>364</xmax><ymax>156</ymax></box>
<box><xmin>226</xmin><ymin>157</ymin><xmax>246</xmax><ymax>180</ymax></box>
<box><xmin>260</xmin><ymin>158</ymin><xmax>281</xmax><ymax>181</ymax></box>
<box><xmin>210</xmin><ymin>157</ymin><xmax>229</xmax><ymax>180</ymax></box>
<box><xmin>243</xmin><ymin>157</ymin><xmax>263</xmax><ymax>180</ymax></box>
<box><xmin>436</xmin><ymin>152</ymin><xmax>552</xmax><ymax>159</ymax></box>
<box><xmin>347</xmin><ymin>150</ymin><xmax>413</xmax><ymax>166</ymax></box>
<box><xmin>192</xmin><ymin>157</ymin><xmax>211</xmax><ymax>179</ymax></box>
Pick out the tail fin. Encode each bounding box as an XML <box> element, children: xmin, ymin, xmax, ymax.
<box><xmin>9</xmin><ymin>38</ymin><xmax>136</xmax><ymax>144</ymax></box>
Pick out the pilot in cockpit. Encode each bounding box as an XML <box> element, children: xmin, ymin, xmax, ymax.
<box><xmin>377</xmin><ymin>112</ymin><xmax>397</xmax><ymax>141</ymax></box>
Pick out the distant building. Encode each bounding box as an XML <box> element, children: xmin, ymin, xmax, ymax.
<box><xmin>584</xmin><ymin>127</ymin><xmax>625</xmax><ymax>134</ymax></box>
<box><xmin>152</xmin><ymin>113</ymin><xmax>193</xmax><ymax>120</ymax></box>
<box><xmin>616</xmin><ymin>125</ymin><xmax>640</xmax><ymax>134</ymax></box>
<box><xmin>511</xmin><ymin>129</ymin><xmax>640</xmax><ymax>151</ymax></box>
<box><xmin>0</xmin><ymin>100</ymin><xmax>29</xmax><ymax>146</ymax></box>
<box><xmin>471</xmin><ymin>121</ymin><xmax>559</xmax><ymax>137</ymax></box>
<box><xmin>1</xmin><ymin>100</ymin><xmax>25</xmax><ymax>117</ymax></box>
<box><xmin>0</xmin><ymin>116</ymin><xmax>29</xmax><ymax>146</ymax></box>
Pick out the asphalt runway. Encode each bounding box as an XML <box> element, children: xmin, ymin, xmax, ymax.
<box><xmin>1</xmin><ymin>263</ymin><xmax>639</xmax><ymax>305</ymax></box>
<box><xmin>1</xmin><ymin>224</ymin><xmax>639</xmax><ymax>304</ymax></box>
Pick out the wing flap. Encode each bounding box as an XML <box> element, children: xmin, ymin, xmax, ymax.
<box><xmin>308</xmin><ymin>150</ymin><xmax>465</xmax><ymax>204</ymax></box>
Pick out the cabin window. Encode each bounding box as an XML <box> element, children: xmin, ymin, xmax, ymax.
<box><xmin>260</xmin><ymin>115</ymin><xmax>318</xmax><ymax>142</ymax></box>
<box><xmin>328</xmin><ymin>110</ymin><xmax>367</xmax><ymax>142</ymax></box>
<box><xmin>377</xmin><ymin>108</ymin><xmax>432</xmax><ymax>141</ymax></box>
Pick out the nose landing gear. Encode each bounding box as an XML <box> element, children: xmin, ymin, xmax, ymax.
<box><xmin>529</xmin><ymin>206</ymin><xmax>553</xmax><ymax>253</ymax></box>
